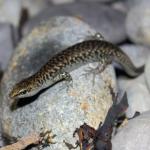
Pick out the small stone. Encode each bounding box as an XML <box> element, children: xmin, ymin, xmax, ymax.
<box><xmin>112</xmin><ymin>111</ymin><xmax>150</xmax><ymax>150</ymax></box>
<box><xmin>0</xmin><ymin>0</ymin><xmax>22</xmax><ymax>27</ymax></box>
<box><xmin>23</xmin><ymin>2</ymin><xmax>126</xmax><ymax>43</ymax></box>
<box><xmin>126</xmin><ymin>2</ymin><xmax>150</xmax><ymax>46</ymax></box>
<box><xmin>0</xmin><ymin>23</ymin><xmax>16</xmax><ymax>70</ymax></box>
<box><xmin>1</xmin><ymin>17</ymin><xmax>116</xmax><ymax>150</ymax></box>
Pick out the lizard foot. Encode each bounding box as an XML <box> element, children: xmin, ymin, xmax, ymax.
<box><xmin>57</xmin><ymin>71</ymin><xmax>73</xmax><ymax>92</ymax></box>
<box><xmin>82</xmin><ymin>64</ymin><xmax>105</xmax><ymax>85</ymax></box>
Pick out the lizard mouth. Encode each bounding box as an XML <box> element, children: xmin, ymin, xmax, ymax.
<box><xmin>9</xmin><ymin>87</ymin><xmax>21</xmax><ymax>99</ymax></box>
<box><xmin>9</xmin><ymin>91</ymin><xmax>17</xmax><ymax>99</ymax></box>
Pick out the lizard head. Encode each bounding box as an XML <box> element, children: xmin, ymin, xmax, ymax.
<box><xmin>9</xmin><ymin>78</ymin><xmax>37</xmax><ymax>99</ymax></box>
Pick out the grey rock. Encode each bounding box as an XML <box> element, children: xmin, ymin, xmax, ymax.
<box><xmin>126</xmin><ymin>3</ymin><xmax>150</xmax><ymax>46</ymax></box>
<box><xmin>23</xmin><ymin>2</ymin><xmax>126</xmax><ymax>43</ymax></box>
<box><xmin>1</xmin><ymin>17</ymin><xmax>116</xmax><ymax>150</ymax></box>
<box><xmin>50</xmin><ymin>0</ymin><xmax>75</xmax><ymax>5</ymax></box>
<box><xmin>118</xmin><ymin>75</ymin><xmax>150</xmax><ymax>118</ymax></box>
<box><xmin>22</xmin><ymin>0</ymin><xmax>50</xmax><ymax>17</ymax></box>
<box><xmin>0</xmin><ymin>23</ymin><xmax>15</xmax><ymax>70</ymax></box>
<box><xmin>0</xmin><ymin>0</ymin><xmax>22</xmax><ymax>27</ymax></box>
<box><xmin>0</xmin><ymin>136</ymin><xmax>4</xmax><ymax>148</ymax></box>
<box><xmin>112</xmin><ymin>111</ymin><xmax>150</xmax><ymax>150</ymax></box>
<box><xmin>125</xmin><ymin>0</ymin><xmax>150</xmax><ymax>10</ymax></box>
<box><xmin>145</xmin><ymin>56</ymin><xmax>150</xmax><ymax>91</ymax></box>
<box><xmin>0</xmin><ymin>89</ymin><xmax>4</xmax><ymax>147</ymax></box>
<box><xmin>0</xmin><ymin>111</ymin><xmax>4</xmax><ymax>148</ymax></box>
<box><xmin>120</xmin><ymin>44</ymin><xmax>150</xmax><ymax>67</ymax></box>
<box><xmin>117</xmin><ymin>44</ymin><xmax>150</xmax><ymax>118</ymax></box>
<box><xmin>0</xmin><ymin>130</ymin><xmax>4</xmax><ymax>148</ymax></box>
<box><xmin>77</xmin><ymin>0</ymin><xmax>114</xmax><ymax>2</ymax></box>
<box><xmin>0</xmin><ymin>66</ymin><xmax>3</xmax><ymax>81</ymax></box>
<box><xmin>111</xmin><ymin>1</ymin><xmax>128</xmax><ymax>13</ymax></box>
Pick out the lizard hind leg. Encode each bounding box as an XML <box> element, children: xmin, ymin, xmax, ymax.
<box><xmin>82</xmin><ymin>62</ymin><xmax>108</xmax><ymax>86</ymax></box>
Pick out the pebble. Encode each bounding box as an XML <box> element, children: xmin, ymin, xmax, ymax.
<box><xmin>1</xmin><ymin>16</ymin><xmax>116</xmax><ymax>150</ymax></box>
<box><xmin>23</xmin><ymin>2</ymin><xmax>126</xmax><ymax>43</ymax></box>
<box><xmin>0</xmin><ymin>0</ymin><xmax>22</xmax><ymax>27</ymax></box>
<box><xmin>112</xmin><ymin>111</ymin><xmax>150</xmax><ymax>150</ymax></box>
<box><xmin>126</xmin><ymin>2</ymin><xmax>150</xmax><ymax>46</ymax></box>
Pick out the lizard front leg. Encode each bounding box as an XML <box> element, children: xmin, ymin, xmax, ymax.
<box><xmin>82</xmin><ymin>58</ymin><xmax>112</xmax><ymax>85</ymax></box>
<box><xmin>85</xmin><ymin>32</ymin><xmax>105</xmax><ymax>41</ymax></box>
<box><xmin>53</xmin><ymin>71</ymin><xmax>73</xmax><ymax>90</ymax></box>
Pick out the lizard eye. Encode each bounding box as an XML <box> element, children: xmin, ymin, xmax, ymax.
<box><xmin>20</xmin><ymin>89</ymin><xmax>27</xmax><ymax>95</ymax></box>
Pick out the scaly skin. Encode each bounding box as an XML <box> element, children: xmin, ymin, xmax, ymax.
<box><xmin>9</xmin><ymin>40</ymin><xmax>144</xmax><ymax>99</ymax></box>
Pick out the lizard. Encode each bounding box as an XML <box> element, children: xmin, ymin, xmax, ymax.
<box><xmin>9</xmin><ymin>38</ymin><xmax>144</xmax><ymax>99</ymax></box>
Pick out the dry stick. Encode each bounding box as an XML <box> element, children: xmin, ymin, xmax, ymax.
<box><xmin>0</xmin><ymin>133</ymin><xmax>40</xmax><ymax>150</ymax></box>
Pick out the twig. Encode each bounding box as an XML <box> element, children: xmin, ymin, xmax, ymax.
<box><xmin>0</xmin><ymin>129</ymin><xmax>56</xmax><ymax>150</ymax></box>
<box><xmin>0</xmin><ymin>133</ymin><xmax>40</xmax><ymax>150</ymax></box>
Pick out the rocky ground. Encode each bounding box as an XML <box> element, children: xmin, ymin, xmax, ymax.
<box><xmin>0</xmin><ymin>0</ymin><xmax>150</xmax><ymax>150</ymax></box>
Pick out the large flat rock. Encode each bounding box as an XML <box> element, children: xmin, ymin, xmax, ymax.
<box><xmin>1</xmin><ymin>17</ymin><xmax>116</xmax><ymax>150</ymax></box>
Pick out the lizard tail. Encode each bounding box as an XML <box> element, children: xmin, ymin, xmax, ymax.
<box><xmin>113</xmin><ymin>47</ymin><xmax>144</xmax><ymax>77</ymax></box>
